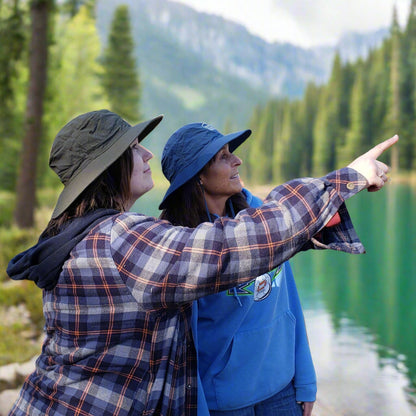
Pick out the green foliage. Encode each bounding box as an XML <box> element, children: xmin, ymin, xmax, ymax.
<box><xmin>61</xmin><ymin>0</ymin><xmax>95</xmax><ymax>18</ymax></box>
<box><xmin>0</xmin><ymin>0</ymin><xmax>28</xmax><ymax>191</ymax></box>
<box><xmin>0</xmin><ymin>282</ymin><xmax>44</xmax><ymax>331</ymax></box>
<box><xmin>341</xmin><ymin>65</ymin><xmax>368</xmax><ymax>166</ymax></box>
<box><xmin>249</xmin><ymin>101</ymin><xmax>280</xmax><ymax>183</ymax></box>
<box><xmin>40</xmin><ymin>5</ymin><xmax>109</xmax><ymax>188</ymax></box>
<box><xmin>0</xmin><ymin>282</ymin><xmax>43</xmax><ymax>365</ymax></box>
<box><xmin>0</xmin><ymin>191</ymin><xmax>15</xmax><ymax>227</ymax></box>
<box><xmin>102</xmin><ymin>4</ymin><xmax>140</xmax><ymax>123</ymax></box>
<box><xmin>0</xmin><ymin>0</ymin><xmax>26</xmax><ymax>109</ymax></box>
<box><xmin>0</xmin><ymin>322</ymin><xmax>41</xmax><ymax>366</ymax></box>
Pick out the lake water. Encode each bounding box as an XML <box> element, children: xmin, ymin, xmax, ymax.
<box><xmin>133</xmin><ymin>182</ymin><xmax>416</xmax><ymax>415</ymax></box>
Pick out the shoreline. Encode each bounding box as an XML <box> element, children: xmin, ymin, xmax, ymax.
<box><xmin>243</xmin><ymin>171</ymin><xmax>416</xmax><ymax>200</ymax></box>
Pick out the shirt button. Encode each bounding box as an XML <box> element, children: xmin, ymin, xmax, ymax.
<box><xmin>347</xmin><ymin>182</ymin><xmax>355</xmax><ymax>190</ymax></box>
<box><xmin>186</xmin><ymin>384</ymin><xmax>192</xmax><ymax>389</ymax></box>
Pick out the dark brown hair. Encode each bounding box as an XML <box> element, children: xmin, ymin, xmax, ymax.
<box><xmin>44</xmin><ymin>147</ymin><xmax>133</xmax><ymax>237</ymax></box>
<box><xmin>160</xmin><ymin>174</ymin><xmax>249</xmax><ymax>228</ymax></box>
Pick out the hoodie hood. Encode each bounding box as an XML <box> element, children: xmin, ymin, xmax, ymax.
<box><xmin>241</xmin><ymin>188</ymin><xmax>263</xmax><ymax>208</ymax></box>
<box><xmin>7</xmin><ymin>209</ymin><xmax>118</xmax><ymax>290</ymax></box>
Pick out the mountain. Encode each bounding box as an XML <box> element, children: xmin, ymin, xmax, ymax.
<box><xmin>95</xmin><ymin>0</ymin><xmax>390</xmax><ymax>153</ymax></box>
<box><xmin>336</xmin><ymin>28</ymin><xmax>390</xmax><ymax>62</ymax></box>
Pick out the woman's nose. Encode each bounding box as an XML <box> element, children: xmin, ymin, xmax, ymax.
<box><xmin>233</xmin><ymin>155</ymin><xmax>242</xmax><ymax>166</ymax></box>
<box><xmin>141</xmin><ymin>146</ymin><xmax>154</xmax><ymax>161</ymax></box>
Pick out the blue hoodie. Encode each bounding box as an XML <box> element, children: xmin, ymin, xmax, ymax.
<box><xmin>195</xmin><ymin>189</ymin><xmax>316</xmax><ymax>411</ymax></box>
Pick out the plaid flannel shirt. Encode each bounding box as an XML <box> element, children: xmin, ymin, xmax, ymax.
<box><xmin>9</xmin><ymin>168</ymin><xmax>367</xmax><ymax>416</ymax></box>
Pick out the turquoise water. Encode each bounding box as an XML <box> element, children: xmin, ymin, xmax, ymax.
<box><xmin>133</xmin><ymin>183</ymin><xmax>416</xmax><ymax>415</ymax></box>
<box><xmin>291</xmin><ymin>183</ymin><xmax>416</xmax><ymax>415</ymax></box>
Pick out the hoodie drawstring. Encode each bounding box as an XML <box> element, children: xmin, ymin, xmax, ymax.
<box><xmin>199</xmin><ymin>183</ymin><xmax>242</xmax><ymax>307</ymax></box>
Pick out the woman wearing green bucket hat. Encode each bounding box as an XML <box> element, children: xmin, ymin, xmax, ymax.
<box><xmin>7</xmin><ymin>108</ymin><xmax>396</xmax><ymax>416</ymax></box>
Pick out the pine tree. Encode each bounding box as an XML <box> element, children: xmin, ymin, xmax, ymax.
<box><xmin>238</xmin><ymin>105</ymin><xmax>261</xmax><ymax>182</ymax></box>
<box><xmin>287</xmin><ymin>101</ymin><xmax>307</xmax><ymax>179</ymax></box>
<box><xmin>298</xmin><ymin>83</ymin><xmax>321</xmax><ymax>176</ymax></box>
<box><xmin>61</xmin><ymin>0</ymin><xmax>94</xmax><ymax>18</ymax></box>
<box><xmin>312</xmin><ymin>54</ymin><xmax>351</xmax><ymax>175</ymax></box>
<box><xmin>385</xmin><ymin>7</ymin><xmax>402</xmax><ymax>170</ymax></box>
<box><xmin>366</xmin><ymin>45</ymin><xmax>390</xmax><ymax>146</ymax></box>
<box><xmin>403</xmin><ymin>0</ymin><xmax>416</xmax><ymax>169</ymax></box>
<box><xmin>342</xmin><ymin>63</ymin><xmax>367</xmax><ymax>166</ymax></box>
<box><xmin>248</xmin><ymin>101</ymin><xmax>277</xmax><ymax>184</ymax></box>
<box><xmin>273</xmin><ymin>102</ymin><xmax>292</xmax><ymax>181</ymax></box>
<box><xmin>0</xmin><ymin>0</ymin><xmax>26</xmax><ymax>191</ymax></box>
<box><xmin>40</xmin><ymin>4</ymin><xmax>108</xmax><ymax>188</ymax></box>
<box><xmin>312</xmin><ymin>87</ymin><xmax>336</xmax><ymax>175</ymax></box>
<box><xmin>14</xmin><ymin>0</ymin><xmax>52</xmax><ymax>228</ymax></box>
<box><xmin>102</xmin><ymin>5</ymin><xmax>140</xmax><ymax>123</ymax></box>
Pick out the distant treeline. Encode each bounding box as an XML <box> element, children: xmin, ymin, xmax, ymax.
<box><xmin>239</xmin><ymin>3</ymin><xmax>416</xmax><ymax>184</ymax></box>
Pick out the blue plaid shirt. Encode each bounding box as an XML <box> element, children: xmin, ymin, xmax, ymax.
<box><xmin>9</xmin><ymin>168</ymin><xmax>366</xmax><ymax>416</ymax></box>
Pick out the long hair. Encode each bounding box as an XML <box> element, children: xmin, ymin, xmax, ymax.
<box><xmin>44</xmin><ymin>147</ymin><xmax>133</xmax><ymax>237</ymax></box>
<box><xmin>160</xmin><ymin>175</ymin><xmax>249</xmax><ymax>228</ymax></box>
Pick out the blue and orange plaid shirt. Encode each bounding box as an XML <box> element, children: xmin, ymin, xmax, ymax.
<box><xmin>9</xmin><ymin>168</ymin><xmax>367</xmax><ymax>416</ymax></box>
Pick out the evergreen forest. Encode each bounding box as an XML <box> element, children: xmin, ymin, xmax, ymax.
<box><xmin>238</xmin><ymin>4</ymin><xmax>416</xmax><ymax>183</ymax></box>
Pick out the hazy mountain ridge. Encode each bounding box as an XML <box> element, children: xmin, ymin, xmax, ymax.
<box><xmin>96</xmin><ymin>0</ymin><xmax>390</xmax><ymax>151</ymax></box>
<box><xmin>141</xmin><ymin>0</ymin><xmax>330</xmax><ymax>96</ymax></box>
<box><xmin>131</xmin><ymin>0</ymin><xmax>389</xmax><ymax>94</ymax></box>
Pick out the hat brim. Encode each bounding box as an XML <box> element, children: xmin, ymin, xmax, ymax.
<box><xmin>159</xmin><ymin>129</ymin><xmax>251</xmax><ymax>210</ymax></box>
<box><xmin>51</xmin><ymin>115</ymin><xmax>163</xmax><ymax>219</ymax></box>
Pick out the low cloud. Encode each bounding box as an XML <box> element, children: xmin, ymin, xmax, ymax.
<box><xmin>174</xmin><ymin>0</ymin><xmax>410</xmax><ymax>47</ymax></box>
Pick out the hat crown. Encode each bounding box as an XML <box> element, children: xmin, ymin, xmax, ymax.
<box><xmin>161</xmin><ymin>122</ymin><xmax>222</xmax><ymax>183</ymax></box>
<box><xmin>49</xmin><ymin>110</ymin><xmax>131</xmax><ymax>185</ymax></box>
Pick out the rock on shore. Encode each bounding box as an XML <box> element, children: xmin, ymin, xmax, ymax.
<box><xmin>0</xmin><ymin>357</ymin><xmax>36</xmax><ymax>416</ymax></box>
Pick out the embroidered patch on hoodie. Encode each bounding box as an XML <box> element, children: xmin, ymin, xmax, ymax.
<box><xmin>227</xmin><ymin>265</ymin><xmax>282</xmax><ymax>301</ymax></box>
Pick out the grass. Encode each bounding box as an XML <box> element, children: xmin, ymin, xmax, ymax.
<box><xmin>0</xmin><ymin>282</ymin><xmax>43</xmax><ymax>365</ymax></box>
<box><xmin>0</xmin><ymin>321</ymin><xmax>41</xmax><ymax>366</ymax></box>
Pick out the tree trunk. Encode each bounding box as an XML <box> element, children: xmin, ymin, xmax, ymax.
<box><xmin>14</xmin><ymin>0</ymin><xmax>50</xmax><ymax>228</ymax></box>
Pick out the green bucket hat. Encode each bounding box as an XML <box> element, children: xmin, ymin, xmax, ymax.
<box><xmin>49</xmin><ymin>109</ymin><xmax>163</xmax><ymax>219</ymax></box>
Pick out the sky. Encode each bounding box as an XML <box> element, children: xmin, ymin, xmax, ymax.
<box><xmin>174</xmin><ymin>0</ymin><xmax>412</xmax><ymax>48</ymax></box>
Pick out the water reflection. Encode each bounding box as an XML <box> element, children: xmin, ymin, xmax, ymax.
<box><xmin>291</xmin><ymin>183</ymin><xmax>416</xmax><ymax>414</ymax></box>
<box><xmin>305</xmin><ymin>307</ymin><xmax>414</xmax><ymax>415</ymax></box>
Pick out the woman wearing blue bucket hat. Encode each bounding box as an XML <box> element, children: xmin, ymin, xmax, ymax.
<box><xmin>7</xmin><ymin>107</ymin><xmax>396</xmax><ymax>416</ymax></box>
<box><xmin>159</xmin><ymin>122</ymin><xmax>316</xmax><ymax>415</ymax></box>
<box><xmin>160</xmin><ymin>123</ymin><xmax>398</xmax><ymax>416</ymax></box>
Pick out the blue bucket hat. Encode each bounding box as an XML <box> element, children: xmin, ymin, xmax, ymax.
<box><xmin>159</xmin><ymin>122</ymin><xmax>251</xmax><ymax>209</ymax></box>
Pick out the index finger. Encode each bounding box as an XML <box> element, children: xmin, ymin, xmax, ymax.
<box><xmin>365</xmin><ymin>135</ymin><xmax>399</xmax><ymax>159</ymax></box>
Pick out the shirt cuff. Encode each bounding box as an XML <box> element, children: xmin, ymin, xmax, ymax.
<box><xmin>295</xmin><ymin>382</ymin><xmax>317</xmax><ymax>402</ymax></box>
